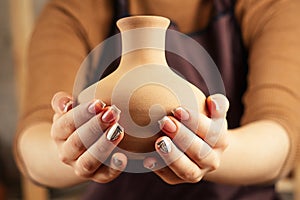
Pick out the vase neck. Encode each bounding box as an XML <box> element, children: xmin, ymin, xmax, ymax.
<box><xmin>117</xmin><ymin>16</ymin><xmax>170</xmax><ymax>69</ymax></box>
<box><xmin>119</xmin><ymin>49</ymin><xmax>168</xmax><ymax>69</ymax></box>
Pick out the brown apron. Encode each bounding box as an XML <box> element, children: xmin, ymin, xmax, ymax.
<box><xmin>82</xmin><ymin>0</ymin><xmax>279</xmax><ymax>199</ymax></box>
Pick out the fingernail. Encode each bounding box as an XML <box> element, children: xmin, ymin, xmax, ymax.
<box><xmin>112</xmin><ymin>155</ymin><xmax>123</xmax><ymax>168</ymax></box>
<box><xmin>63</xmin><ymin>100</ymin><xmax>73</xmax><ymax>113</ymax></box>
<box><xmin>157</xmin><ymin>139</ymin><xmax>171</xmax><ymax>154</ymax></box>
<box><xmin>106</xmin><ymin>123</ymin><xmax>124</xmax><ymax>141</ymax></box>
<box><xmin>158</xmin><ymin>116</ymin><xmax>177</xmax><ymax>133</ymax></box>
<box><xmin>58</xmin><ymin>97</ymin><xmax>72</xmax><ymax>112</ymax></box>
<box><xmin>88</xmin><ymin>100</ymin><xmax>106</xmax><ymax>114</ymax></box>
<box><xmin>146</xmin><ymin>162</ymin><xmax>157</xmax><ymax>170</ymax></box>
<box><xmin>211</xmin><ymin>98</ymin><xmax>220</xmax><ymax>111</ymax></box>
<box><xmin>172</xmin><ymin>107</ymin><xmax>190</xmax><ymax>121</ymax></box>
<box><xmin>102</xmin><ymin>105</ymin><xmax>121</xmax><ymax>123</ymax></box>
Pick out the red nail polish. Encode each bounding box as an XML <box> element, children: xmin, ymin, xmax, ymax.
<box><xmin>58</xmin><ymin>97</ymin><xmax>72</xmax><ymax>112</ymax></box>
<box><xmin>88</xmin><ymin>100</ymin><xmax>106</xmax><ymax>114</ymax></box>
<box><xmin>172</xmin><ymin>107</ymin><xmax>189</xmax><ymax>121</ymax></box>
<box><xmin>158</xmin><ymin>116</ymin><xmax>177</xmax><ymax>133</ymax></box>
<box><xmin>102</xmin><ymin>105</ymin><xmax>121</xmax><ymax>123</ymax></box>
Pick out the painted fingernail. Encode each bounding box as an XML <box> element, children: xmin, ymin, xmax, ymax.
<box><xmin>112</xmin><ymin>155</ymin><xmax>123</xmax><ymax>168</ymax></box>
<box><xmin>211</xmin><ymin>98</ymin><xmax>220</xmax><ymax>111</ymax></box>
<box><xmin>106</xmin><ymin>123</ymin><xmax>124</xmax><ymax>141</ymax></box>
<box><xmin>172</xmin><ymin>107</ymin><xmax>190</xmax><ymax>121</ymax></box>
<box><xmin>88</xmin><ymin>99</ymin><xmax>106</xmax><ymax>114</ymax></box>
<box><xmin>102</xmin><ymin>105</ymin><xmax>121</xmax><ymax>123</ymax></box>
<box><xmin>158</xmin><ymin>116</ymin><xmax>177</xmax><ymax>133</ymax></box>
<box><xmin>63</xmin><ymin>100</ymin><xmax>73</xmax><ymax>113</ymax></box>
<box><xmin>58</xmin><ymin>97</ymin><xmax>72</xmax><ymax>112</ymax></box>
<box><xmin>146</xmin><ymin>162</ymin><xmax>157</xmax><ymax>170</ymax></box>
<box><xmin>157</xmin><ymin>139</ymin><xmax>171</xmax><ymax>154</ymax></box>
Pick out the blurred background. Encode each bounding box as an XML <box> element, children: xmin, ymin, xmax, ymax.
<box><xmin>0</xmin><ymin>0</ymin><xmax>298</xmax><ymax>199</ymax></box>
<box><xmin>0</xmin><ymin>0</ymin><xmax>19</xmax><ymax>198</ymax></box>
<box><xmin>0</xmin><ymin>0</ymin><xmax>87</xmax><ymax>199</ymax></box>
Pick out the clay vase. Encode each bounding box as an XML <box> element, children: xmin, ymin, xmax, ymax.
<box><xmin>78</xmin><ymin>15</ymin><xmax>207</xmax><ymax>159</ymax></box>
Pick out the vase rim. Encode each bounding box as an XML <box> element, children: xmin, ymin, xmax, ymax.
<box><xmin>117</xmin><ymin>15</ymin><xmax>170</xmax><ymax>31</ymax></box>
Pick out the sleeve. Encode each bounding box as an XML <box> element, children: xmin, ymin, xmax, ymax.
<box><xmin>21</xmin><ymin>0</ymin><xmax>90</xmax><ymax>125</ymax></box>
<box><xmin>235</xmin><ymin>0</ymin><xmax>300</xmax><ymax>178</ymax></box>
<box><xmin>14</xmin><ymin>0</ymin><xmax>113</xmax><ymax>177</ymax></box>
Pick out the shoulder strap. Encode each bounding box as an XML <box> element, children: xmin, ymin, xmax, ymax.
<box><xmin>213</xmin><ymin>0</ymin><xmax>236</xmax><ymax>14</ymax></box>
<box><xmin>113</xmin><ymin>0</ymin><xmax>130</xmax><ymax>24</ymax></box>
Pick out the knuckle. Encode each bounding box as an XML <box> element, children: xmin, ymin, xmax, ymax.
<box><xmin>92</xmin><ymin>171</ymin><xmax>118</xmax><ymax>184</ymax></box>
<box><xmin>104</xmin><ymin>171</ymin><xmax>117</xmax><ymax>182</ymax></box>
<box><xmin>156</xmin><ymin>167</ymin><xmax>169</xmax><ymax>176</ymax></box>
<box><xmin>62</xmin><ymin>117</ymin><xmax>75</xmax><ymax>133</ymax></box>
<box><xmin>74</xmin><ymin>169</ymin><xmax>87</xmax><ymax>178</ymax></box>
<box><xmin>219</xmin><ymin>136</ymin><xmax>229</xmax><ymax>150</ymax></box>
<box><xmin>179</xmin><ymin>169</ymin><xmax>202</xmax><ymax>183</ymax></box>
<box><xmin>74</xmin><ymin>168</ymin><xmax>91</xmax><ymax>178</ymax></box>
<box><xmin>58</xmin><ymin>152</ymin><xmax>69</xmax><ymax>164</ymax></box>
<box><xmin>75</xmin><ymin>159</ymin><xmax>94</xmax><ymax>178</ymax></box>
<box><xmin>215</xmin><ymin>131</ymin><xmax>229</xmax><ymax>150</ymax></box>
<box><xmin>194</xmin><ymin>152</ymin><xmax>204</xmax><ymax>163</ymax></box>
<box><xmin>70</xmin><ymin>135</ymin><xmax>85</xmax><ymax>152</ymax></box>
<box><xmin>209</xmin><ymin>157</ymin><xmax>220</xmax><ymax>171</ymax></box>
<box><xmin>81</xmin><ymin>160</ymin><xmax>94</xmax><ymax>173</ymax></box>
<box><xmin>52</xmin><ymin>117</ymin><xmax>75</xmax><ymax>138</ymax></box>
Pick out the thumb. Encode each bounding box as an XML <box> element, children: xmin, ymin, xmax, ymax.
<box><xmin>207</xmin><ymin>94</ymin><xmax>229</xmax><ymax>119</ymax></box>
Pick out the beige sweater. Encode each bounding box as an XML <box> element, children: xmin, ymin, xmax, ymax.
<box><xmin>15</xmin><ymin>0</ymin><xmax>300</xmax><ymax>179</ymax></box>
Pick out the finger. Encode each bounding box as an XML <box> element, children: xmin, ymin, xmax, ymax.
<box><xmin>170</xmin><ymin>108</ymin><xmax>228</xmax><ymax>148</ymax></box>
<box><xmin>51</xmin><ymin>91</ymin><xmax>73</xmax><ymax>114</ymax></box>
<box><xmin>155</xmin><ymin>136</ymin><xmax>203</xmax><ymax>183</ymax></box>
<box><xmin>53</xmin><ymin>113</ymin><xmax>60</xmax><ymax>122</ymax></box>
<box><xmin>143</xmin><ymin>157</ymin><xmax>184</xmax><ymax>185</ymax></box>
<box><xmin>58</xmin><ymin>107</ymin><xmax>121</xmax><ymax>163</ymax></box>
<box><xmin>206</xmin><ymin>94</ymin><xmax>229</xmax><ymax>119</ymax></box>
<box><xmin>74</xmin><ymin>123</ymin><xmax>124</xmax><ymax>178</ymax></box>
<box><xmin>92</xmin><ymin>152</ymin><xmax>127</xmax><ymax>183</ymax></box>
<box><xmin>51</xmin><ymin>100</ymin><xmax>108</xmax><ymax>141</ymax></box>
<box><xmin>158</xmin><ymin>117</ymin><xmax>220</xmax><ymax>170</ymax></box>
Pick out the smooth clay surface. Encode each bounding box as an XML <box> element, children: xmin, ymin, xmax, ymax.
<box><xmin>78</xmin><ymin>15</ymin><xmax>207</xmax><ymax>159</ymax></box>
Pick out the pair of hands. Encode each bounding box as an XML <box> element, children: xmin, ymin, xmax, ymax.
<box><xmin>51</xmin><ymin>91</ymin><xmax>229</xmax><ymax>184</ymax></box>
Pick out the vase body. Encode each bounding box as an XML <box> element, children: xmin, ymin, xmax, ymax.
<box><xmin>78</xmin><ymin>15</ymin><xmax>207</xmax><ymax>159</ymax></box>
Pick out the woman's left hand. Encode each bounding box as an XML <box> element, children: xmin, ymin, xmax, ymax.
<box><xmin>143</xmin><ymin>94</ymin><xmax>229</xmax><ymax>184</ymax></box>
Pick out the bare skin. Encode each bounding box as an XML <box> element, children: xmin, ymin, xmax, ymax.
<box><xmin>17</xmin><ymin>0</ymin><xmax>290</xmax><ymax>188</ymax></box>
<box><xmin>18</xmin><ymin>92</ymin><xmax>289</xmax><ymax>187</ymax></box>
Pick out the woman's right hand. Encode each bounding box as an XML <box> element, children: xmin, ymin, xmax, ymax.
<box><xmin>50</xmin><ymin>91</ymin><xmax>127</xmax><ymax>183</ymax></box>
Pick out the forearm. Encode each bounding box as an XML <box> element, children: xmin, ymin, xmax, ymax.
<box><xmin>204</xmin><ymin>120</ymin><xmax>290</xmax><ymax>185</ymax></box>
<box><xmin>17</xmin><ymin>122</ymin><xmax>86</xmax><ymax>188</ymax></box>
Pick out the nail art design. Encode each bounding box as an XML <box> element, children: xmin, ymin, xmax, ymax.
<box><xmin>102</xmin><ymin>105</ymin><xmax>121</xmax><ymax>123</ymax></box>
<box><xmin>106</xmin><ymin>123</ymin><xmax>124</xmax><ymax>141</ymax></box>
<box><xmin>147</xmin><ymin>162</ymin><xmax>157</xmax><ymax>170</ymax></box>
<box><xmin>157</xmin><ymin>139</ymin><xmax>171</xmax><ymax>154</ymax></box>
<box><xmin>112</xmin><ymin>155</ymin><xmax>123</xmax><ymax>167</ymax></box>
<box><xmin>88</xmin><ymin>99</ymin><xmax>106</xmax><ymax>114</ymax></box>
